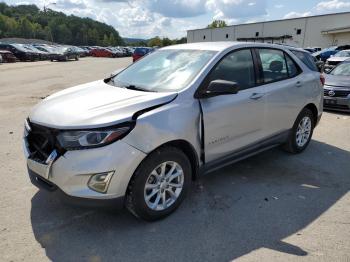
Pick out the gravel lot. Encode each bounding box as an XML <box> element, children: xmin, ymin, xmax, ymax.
<box><xmin>0</xmin><ymin>57</ymin><xmax>349</xmax><ymax>262</ymax></box>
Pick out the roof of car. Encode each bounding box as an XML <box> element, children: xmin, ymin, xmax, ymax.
<box><xmin>162</xmin><ymin>41</ymin><xmax>307</xmax><ymax>52</ymax></box>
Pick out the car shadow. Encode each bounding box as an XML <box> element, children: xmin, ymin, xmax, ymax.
<box><xmin>30</xmin><ymin>140</ymin><xmax>350</xmax><ymax>262</ymax></box>
<box><xmin>324</xmin><ymin>109</ymin><xmax>350</xmax><ymax>116</ymax></box>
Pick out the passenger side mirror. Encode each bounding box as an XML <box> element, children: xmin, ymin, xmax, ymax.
<box><xmin>202</xmin><ymin>80</ymin><xmax>239</xmax><ymax>98</ymax></box>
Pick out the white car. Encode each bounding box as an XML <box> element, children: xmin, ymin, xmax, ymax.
<box><xmin>325</xmin><ymin>50</ymin><xmax>350</xmax><ymax>70</ymax></box>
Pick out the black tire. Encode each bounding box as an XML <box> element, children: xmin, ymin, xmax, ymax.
<box><xmin>126</xmin><ymin>146</ymin><xmax>191</xmax><ymax>221</ymax></box>
<box><xmin>283</xmin><ymin>108</ymin><xmax>315</xmax><ymax>154</ymax></box>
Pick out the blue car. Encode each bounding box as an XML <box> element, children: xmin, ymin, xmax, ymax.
<box><xmin>313</xmin><ymin>47</ymin><xmax>338</xmax><ymax>62</ymax></box>
<box><xmin>313</xmin><ymin>45</ymin><xmax>350</xmax><ymax>62</ymax></box>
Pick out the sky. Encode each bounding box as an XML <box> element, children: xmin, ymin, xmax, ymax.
<box><xmin>3</xmin><ymin>0</ymin><xmax>350</xmax><ymax>39</ymax></box>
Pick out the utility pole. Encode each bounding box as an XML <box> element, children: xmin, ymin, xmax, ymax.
<box><xmin>43</xmin><ymin>2</ymin><xmax>56</xmax><ymax>43</ymax></box>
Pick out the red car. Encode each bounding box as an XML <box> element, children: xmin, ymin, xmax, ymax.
<box><xmin>90</xmin><ymin>48</ymin><xmax>114</xmax><ymax>58</ymax></box>
<box><xmin>0</xmin><ymin>50</ymin><xmax>17</xmax><ymax>63</ymax></box>
<box><xmin>132</xmin><ymin>47</ymin><xmax>153</xmax><ymax>62</ymax></box>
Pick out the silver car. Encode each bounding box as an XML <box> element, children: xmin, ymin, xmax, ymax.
<box><xmin>323</xmin><ymin>60</ymin><xmax>350</xmax><ymax>112</ymax></box>
<box><xmin>23</xmin><ymin>42</ymin><xmax>323</xmax><ymax>220</ymax></box>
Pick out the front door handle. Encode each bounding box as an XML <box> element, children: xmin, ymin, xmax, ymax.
<box><xmin>250</xmin><ymin>92</ymin><xmax>265</xmax><ymax>100</ymax></box>
<box><xmin>296</xmin><ymin>81</ymin><xmax>302</xmax><ymax>87</ymax></box>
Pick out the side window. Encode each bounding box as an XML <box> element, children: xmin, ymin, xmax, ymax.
<box><xmin>208</xmin><ymin>49</ymin><xmax>255</xmax><ymax>90</ymax></box>
<box><xmin>257</xmin><ymin>49</ymin><xmax>288</xmax><ymax>83</ymax></box>
<box><xmin>291</xmin><ymin>50</ymin><xmax>318</xmax><ymax>72</ymax></box>
<box><xmin>285</xmin><ymin>54</ymin><xmax>300</xmax><ymax>78</ymax></box>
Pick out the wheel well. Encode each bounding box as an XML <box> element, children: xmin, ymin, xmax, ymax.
<box><xmin>304</xmin><ymin>103</ymin><xmax>318</xmax><ymax>124</ymax></box>
<box><xmin>159</xmin><ymin>140</ymin><xmax>199</xmax><ymax>181</ymax></box>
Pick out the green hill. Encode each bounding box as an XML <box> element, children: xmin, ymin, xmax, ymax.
<box><xmin>0</xmin><ymin>3</ymin><xmax>124</xmax><ymax>46</ymax></box>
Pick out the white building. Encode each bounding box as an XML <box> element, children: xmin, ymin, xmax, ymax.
<box><xmin>187</xmin><ymin>12</ymin><xmax>350</xmax><ymax>48</ymax></box>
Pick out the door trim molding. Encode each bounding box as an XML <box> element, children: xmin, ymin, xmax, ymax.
<box><xmin>199</xmin><ymin>130</ymin><xmax>290</xmax><ymax>175</ymax></box>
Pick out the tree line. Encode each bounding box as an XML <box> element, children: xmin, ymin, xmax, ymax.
<box><xmin>0</xmin><ymin>3</ymin><xmax>124</xmax><ymax>46</ymax></box>
<box><xmin>146</xmin><ymin>36</ymin><xmax>187</xmax><ymax>47</ymax></box>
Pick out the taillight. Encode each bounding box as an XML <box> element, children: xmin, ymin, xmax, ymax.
<box><xmin>320</xmin><ymin>74</ymin><xmax>325</xmax><ymax>86</ymax></box>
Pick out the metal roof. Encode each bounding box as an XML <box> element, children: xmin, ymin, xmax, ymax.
<box><xmin>187</xmin><ymin>11</ymin><xmax>350</xmax><ymax>32</ymax></box>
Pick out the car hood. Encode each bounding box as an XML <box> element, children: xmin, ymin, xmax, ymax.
<box><xmin>324</xmin><ymin>74</ymin><xmax>350</xmax><ymax>88</ymax></box>
<box><xmin>327</xmin><ymin>57</ymin><xmax>349</xmax><ymax>62</ymax></box>
<box><xmin>29</xmin><ymin>80</ymin><xmax>177</xmax><ymax>129</ymax></box>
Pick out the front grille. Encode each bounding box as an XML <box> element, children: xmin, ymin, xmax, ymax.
<box><xmin>26</xmin><ymin>121</ymin><xmax>60</xmax><ymax>162</ymax></box>
<box><xmin>324</xmin><ymin>89</ymin><xmax>350</xmax><ymax>97</ymax></box>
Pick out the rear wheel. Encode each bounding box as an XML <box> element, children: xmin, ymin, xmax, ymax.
<box><xmin>283</xmin><ymin>108</ymin><xmax>315</xmax><ymax>153</ymax></box>
<box><xmin>126</xmin><ymin>147</ymin><xmax>191</xmax><ymax>221</ymax></box>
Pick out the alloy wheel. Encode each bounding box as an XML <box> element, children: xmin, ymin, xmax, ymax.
<box><xmin>296</xmin><ymin>116</ymin><xmax>312</xmax><ymax>147</ymax></box>
<box><xmin>144</xmin><ymin>161</ymin><xmax>184</xmax><ymax>211</ymax></box>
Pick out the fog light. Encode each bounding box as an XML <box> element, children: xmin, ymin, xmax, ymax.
<box><xmin>88</xmin><ymin>171</ymin><xmax>114</xmax><ymax>193</ymax></box>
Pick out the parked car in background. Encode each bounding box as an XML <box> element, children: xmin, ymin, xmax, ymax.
<box><xmin>323</xmin><ymin>60</ymin><xmax>350</xmax><ymax>112</ymax></box>
<box><xmin>51</xmin><ymin>46</ymin><xmax>80</xmax><ymax>61</ymax></box>
<box><xmin>123</xmin><ymin>47</ymin><xmax>133</xmax><ymax>56</ymax></box>
<box><xmin>324</xmin><ymin>50</ymin><xmax>350</xmax><ymax>71</ymax></box>
<box><xmin>21</xmin><ymin>44</ymin><xmax>50</xmax><ymax>60</ymax></box>
<box><xmin>79</xmin><ymin>47</ymin><xmax>92</xmax><ymax>56</ymax></box>
<box><xmin>313</xmin><ymin>45</ymin><xmax>350</xmax><ymax>62</ymax></box>
<box><xmin>132</xmin><ymin>47</ymin><xmax>153</xmax><ymax>62</ymax></box>
<box><xmin>23</xmin><ymin>42</ymin><xmax>323</xmax><ymax>220</ymax></box>
<box><xmin>0</xmin><ymin>43</ymin><xmax>39</xmax><ymax>61</ymax></box>
<box><xmin>107</xmin><ymin>47</ymin><xmax>124</xmax><ymax>57</ymax></box>
<box><xmin>313</xmin><ymin>46</ymin><xmax>339</xmax><ymax>62</ymax></box>
<box><xmin>90</xmin><ymin>47</ymin><xmax>115</xmax><ymax>58</ymax></box>
<box><xmin>33</xmin><ymin>45</ymin><xmax>59</xmax><ymax>60</ymax></box>
<box><xmin>72</xmin><ymin>46</ymin><xmax>89</xmax><ymax>57</ymax></box>
<box><xmin>0</xmin><ymin>50</ymin><xmax>17</xmax><ymax>63</ymax></box>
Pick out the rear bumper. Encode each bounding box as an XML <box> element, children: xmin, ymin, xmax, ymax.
<box><xmin>28</xmin><ymin>168</ymin><xmax>125</xmax><ymax>209</ymax></box>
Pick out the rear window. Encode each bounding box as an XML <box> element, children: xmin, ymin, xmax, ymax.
<box><xmin>134</xmin><ymin>48</ymin><xmax>149</xmax><ymax>55</ymax></box>
<box><xmin>291</xmin><ymin>50</ymin><xmax>318</xmax><ymax>72</ymax></box>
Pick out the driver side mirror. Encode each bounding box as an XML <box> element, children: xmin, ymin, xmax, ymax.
<box><xmin>200</xmin><ymin>80</ymin><xmax>239</xmax><ymax>98</ymax></box>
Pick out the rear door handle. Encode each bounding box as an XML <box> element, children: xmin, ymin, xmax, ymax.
<box><xmin>250</xmin><ymin>92</ymin><xmax>265</xmax><ymax>100</ymax></box>
<box><xmin>296</xmin><ymin>81</ymin><xmax>302</xmax><ymax>87</ymax></box>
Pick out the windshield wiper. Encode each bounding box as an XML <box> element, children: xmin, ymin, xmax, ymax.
<box><xmin>122</xmin><ymin>85</ymin><xmax>156</xmax><ymax>92</ymax></box>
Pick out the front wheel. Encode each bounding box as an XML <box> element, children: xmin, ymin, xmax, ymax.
<box><xmin>283</xmin><ymin>108</ymin><xmax>315</xmax><ymax>153</ymax></box>
<box><xmin>126</xmin><ymin>147</ymin><xmax>191</xmax><ymax>221</ymax></box>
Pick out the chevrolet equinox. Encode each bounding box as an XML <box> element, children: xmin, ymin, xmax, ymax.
<box><xmin>23</xmin><ymin>42</ymin><xmax>323</xmax><ymax>220</ymax></box>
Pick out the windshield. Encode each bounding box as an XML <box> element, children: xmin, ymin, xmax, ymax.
<box><xmin>330</xmin><ymin>63</ymin><xmax>350</xmax><ymax>76</ymax></box>
<box><xmin>11</xmin><ymin>44</ymin><xmax>29</xmax><ymax>52</ymax></box>
<box><xmin>334</xmin><ymin>51</ymin><xmax>350</xmax><ymax>57</ymax></box>
<box><xmin>111</xmin><ymin>49</ymin><xmax>217</xmax><ymax>92</ymax></box>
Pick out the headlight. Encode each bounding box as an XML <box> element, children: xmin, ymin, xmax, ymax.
<box><xmin>57</xmin><ymin>125</ymin><xmax>132</xmax><ymax>150</ymax></box>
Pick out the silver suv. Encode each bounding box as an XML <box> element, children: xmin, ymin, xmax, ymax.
<box><xmin>23</xmin><ymin>42</ymin><xmax>323</xmax><ymax>220</ymax></box>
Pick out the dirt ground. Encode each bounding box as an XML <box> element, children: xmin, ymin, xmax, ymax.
<box><xmin>0</xmin><ymin>57</ymin><xmax>349</xmax><ymax>262</ymax></box>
